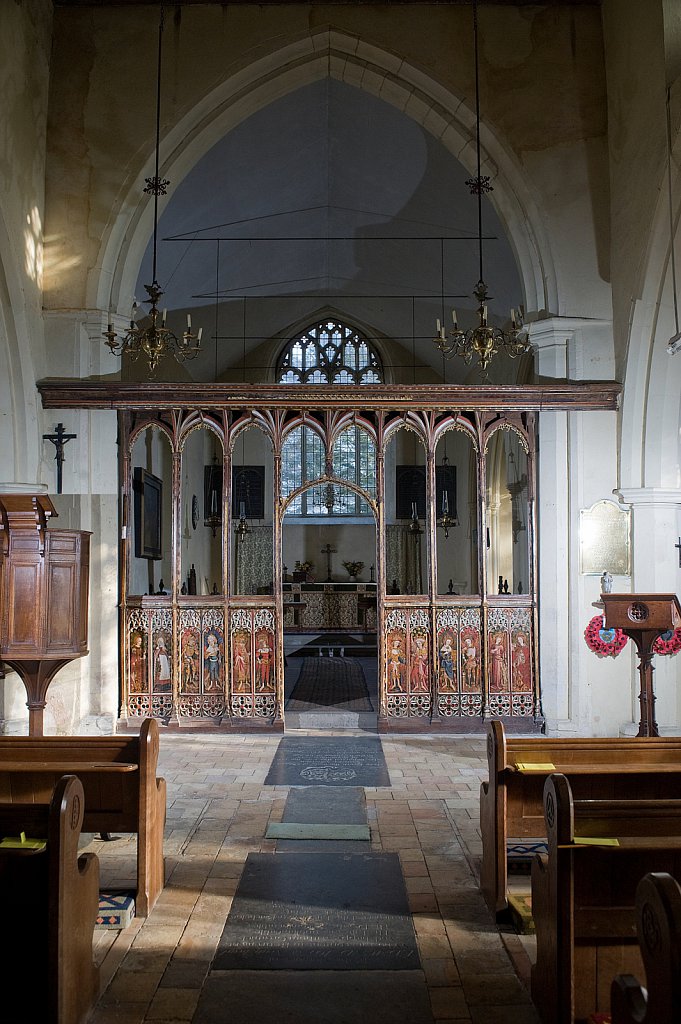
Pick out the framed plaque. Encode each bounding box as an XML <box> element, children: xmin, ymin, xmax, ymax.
<box><xmin>579</xmin><ymin>499</ymin><xmax>631</xmax><ymax>576</ymax></box>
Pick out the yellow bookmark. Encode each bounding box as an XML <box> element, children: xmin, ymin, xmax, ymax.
<box><xmin>514</xmin><ymin>762</ymin><xmax>556</xmax><ymax>772</ymax></box>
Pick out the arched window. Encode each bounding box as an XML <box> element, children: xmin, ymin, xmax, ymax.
<box><xmin>277</xmin><ymin>319</ymin><xmax>382</xmax><ymax>385</ymax></box>
<box><xmin>278</xmin><ymin>320</ymin><xmax>381</xmax><ymax>516</ymax></box>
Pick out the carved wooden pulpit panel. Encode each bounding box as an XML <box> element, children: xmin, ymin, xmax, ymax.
<box><xmin>0</xmin><ymin>493</ymin><xmax>90</xmax><ymax>734</ymax></box>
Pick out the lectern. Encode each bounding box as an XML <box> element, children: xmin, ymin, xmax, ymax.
<box><xmin>601</xmin><ymin>593</ymin><xmax>681</xmax><ymax>738</ymax></box>
<box><xmin>0</xmin><ymin>493</ymin><xmax>90</xmax><ymax>735</ymax></box>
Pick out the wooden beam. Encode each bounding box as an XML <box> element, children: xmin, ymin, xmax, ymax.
<box><xmin>36</xmin><ymin>379</ymin><xmax>621</xmax><ymax>412</ymax></box>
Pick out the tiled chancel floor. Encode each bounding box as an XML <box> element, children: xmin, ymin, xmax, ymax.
<box><xmin>85</xmin><ymin>733</ymin><xmax>539</xmax><ymax>1024</ymax></box>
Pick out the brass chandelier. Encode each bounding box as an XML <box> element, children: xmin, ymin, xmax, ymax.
<box><xmin>104</xmin><ymin>6</ymin><xmax>202</xmax><ymax>374</ymax></box>
<box><xmin>435</xmin><ymin>1</ymin><xmax>531</xmax><ymax>377</ymax></box>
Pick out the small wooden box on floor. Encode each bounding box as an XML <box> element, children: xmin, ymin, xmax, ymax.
<box><xmin>531</xmin><ymin>773</ymin><xmax>681</xmax><ymax>1024</ymax></box>
<box><xmin>0</xmin><ymin>774</ymin><xmax>99</xmax><ymax>1024</ymax></box>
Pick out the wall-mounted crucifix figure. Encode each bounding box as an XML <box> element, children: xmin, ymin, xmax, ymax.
<box><xmin>42</xmin><ymin>422</ymin><xmax>77</xmax><ymax>494</ymax></box>
<box><xmin>321</xmin><ymin>543</ymin><xmax>337</xmax><ymax>583</ymax></box>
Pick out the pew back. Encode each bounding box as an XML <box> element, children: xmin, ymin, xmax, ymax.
<box><xmin>480</xmin><ymin>720</ymin><xmax>681</xmax><ymax>913</ymax></box>
<box><xmin>611</xmin><ymin>872</ymin><xmax>681</xmax><ymax>1024</ymax></box>
<box><xmin>0</xmin><ymin>774</ymin><xmax>99</xmax><ymax>1024</ymax></box>
<box><xmin>0</xmin><ymin>718</ymin><xmax>165</xmax><ymax>915</ymax></box>
<box><xmin>531</xmin><ymin>774</ymin><xmax>681</xmax><ymax>1024</ymax></box>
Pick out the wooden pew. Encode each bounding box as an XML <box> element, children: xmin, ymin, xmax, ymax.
<box><xmin>531</xmin><ymin>773</ymin><xmax>681</xmax><ymax>1024</ymax></box>
<box><xmin>611</xmin><ymin>872</ymin><xmax>681</xmax><ymax>1024</ymax></box>
<box><xmin>480</xmin><ymin>719</ymin><xmax>681</xmax><ymax>915</ymax></box>
<box><xmin>0</xmin><ymin>774</ymin><xmax>99</xmax><ymax>1024</ymax></box>
<box><xmin>0</xmin><ymin>717</ymin><xmax>166</xmax><ymax>915</ymax></box>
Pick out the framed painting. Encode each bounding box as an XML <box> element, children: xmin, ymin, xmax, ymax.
<box><xmin>133</xmin><ymin>467</ymin><xmax>163</xmax><ymax>560</ymax></box>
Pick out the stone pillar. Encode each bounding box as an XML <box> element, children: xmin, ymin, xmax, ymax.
<box><xmin>530</xmin><ymin>316</ymin><xmax>620</xmax><ymax>736</ymax></box>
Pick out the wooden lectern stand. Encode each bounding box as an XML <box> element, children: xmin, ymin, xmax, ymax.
<box><xmin>0</xmin><ymin>493</ymin><xmax>90</xmax><ymax>735</ymax></box>
<box><xmin>602</xmin><ymin>593</ymin><xmax>681</xmax><ymax>738</ymax></box>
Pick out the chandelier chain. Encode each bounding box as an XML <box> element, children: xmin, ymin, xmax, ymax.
<box><xmin>433</xmin><ymin>0</ymin><xmax>531</xmax><ymax>378</ymax></box>
<box><xmin>103</xmin><ymin>3</ymin><xmax>203</xmax><ymax>374</ymax></box>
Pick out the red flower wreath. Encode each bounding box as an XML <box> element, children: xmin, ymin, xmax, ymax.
<box><xmin>653</xmin><ymin>628</ymin><xmax>681</xmax><ymax>656</ymax></box>
<box><xmin>584</xmin><ymin>615</ymin><xmax>628</xmax><ymax>658</ymax></box>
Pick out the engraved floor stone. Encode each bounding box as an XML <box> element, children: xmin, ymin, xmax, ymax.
<box><xmin>194</xmin><ymin>971</ymin><xmax>435</xmax><ymax>1024</ymax></box>
<box><xmin>264</xmin><ymin>736</ymin><xmax>390</xmax><ymax>787</ymax></box>
<box><xmin>213</xmin><ymin>852</ymin><xmax>420</xmax><ymax>970</ymax></box>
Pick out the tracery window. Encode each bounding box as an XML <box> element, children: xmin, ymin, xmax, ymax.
<box><xmin>278</xmin><ymin>320</ymin><xmax>381</xmax><ymax>516</ymax></box>
<box><xmin>277</xmin><ymin>319</ymin><xmax>382</xmax><ymax>385</ymax></box>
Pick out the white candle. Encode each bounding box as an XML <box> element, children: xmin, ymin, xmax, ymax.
<box><xmin>411</xmin><ymin>501</ymin><xmax>417</xmax><ymax>518</ymax></box>
<box><xmin>187</xmin><ymin>312</ymin><xmax>192</xmax><ymax>329</ymax></box>
<box><xmin>162</xmin><ymin>308</ymin><xmax>167</xmax><ymax>324</ymax></box>
<box><xmin>240</xmin><ymin>501</ymin><xmax>245</xmax><ymax>518</ymax></box>
<box><xmin>452</xmin><ymin>308</ymin><xmax>458</xmax><ymax>328</ymax></box>
<box><xmin>436</xmin><ymin>318</ymin><xmax>441</xmax><ymax>333</ymax></box>
<box><xmin>197</xmin><ymin>327</ymin><xmax>203</xmax><ymax>341</ymax></box>
<box><xmin>510</xmin><ymin>307</ymin><xmax>516</xmax><ymax>326</ymax></box>
<box><xmin>442</xmin><ymin>490</ymin><xmax>449</xmax><ymax>514</ymax></box>
<box><xmin>482</xmin><ymin>305</ymin><xmax>488</xmax><ymax>325</ymax></box>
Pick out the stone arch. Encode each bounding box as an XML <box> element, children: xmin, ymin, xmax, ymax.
<box><xmin>0</xmin><ymin>209</ymin><xmax>42</xmax><ymax>485</ymax></box>
<box><xmin>619</xmin><ymin>119</ymin><xmax>681</xmax><ymax>491</ymax></box>
<box><xmin>92</xmin><ymin>30</ymin><xmax>558</xmax><ymax>325</ymax></box>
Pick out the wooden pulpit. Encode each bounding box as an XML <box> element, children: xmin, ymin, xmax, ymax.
<box><xmin>602</xmin><ymin>593</ymin><xmax>681</xmax><ymax>738</ymax></box>
<box><xmin>0</xmin><ymin>493</ymin><xmax>90</xmax><ymax>735</ymax></box>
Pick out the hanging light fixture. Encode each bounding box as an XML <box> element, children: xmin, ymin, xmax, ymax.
<box><xmin>103</xmin><ymin>5</ymin><xmax>202</xmax><ymax>373</ymax></box>
<box><xmin>204</xmin><ymin>454</ymin><xmax>222</xmax><ymax>538</ymax></box>
<box><xmin>234</xmin><ymin>431</ymin><xmax>250</xmax><ymax>540</ymax></box>
<box><xmin>434</xmin><ymin>1</ymin><xmax>531</xmax><ymax>377</ymax></box>
<box><xmin>437</xmin><ymin>444</ymin><xmax>459</xmax><ymax>540</ymax></box>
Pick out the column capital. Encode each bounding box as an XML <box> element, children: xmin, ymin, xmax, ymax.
<box><xmin>616</xmin><ymin>487</ymin><xmax>681</xmax><ymax>508</ymax></box>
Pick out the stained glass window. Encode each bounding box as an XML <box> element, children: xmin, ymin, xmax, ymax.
<box><xmin>278</xmin><ymin>320</ymin><xmax>381</xmax><ymax>516</ymax></box>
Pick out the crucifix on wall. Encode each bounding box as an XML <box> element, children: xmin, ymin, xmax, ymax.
<box><xmin>321</xmin><ymin>543</ymin><xmax>336</xmax><ymax>583</ymax></box>
<box><xmin>42</xmin><ymin>422</ymin><xmax>77</xmax><ymax>494</ymax></box>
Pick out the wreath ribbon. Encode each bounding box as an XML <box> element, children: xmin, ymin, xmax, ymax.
<box><xmin>584</xmin><ymin>616</ymin><xmax>628</xmax><ymax>657</ymax></box>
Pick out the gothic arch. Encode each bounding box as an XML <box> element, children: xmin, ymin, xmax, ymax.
<box><xmin>620</xmin><ymin>117</ymin><xmax>681</xmax><ymax>491</ymax></box>
<box><xmin>0</xmin><ymin>209</ymin><xmax>42</xmax><ymax>484</ymax></box>
<box><xmin>92</xmin><ymin>30</ymin><xmax>558</xmax><ymax>326</ymax></box>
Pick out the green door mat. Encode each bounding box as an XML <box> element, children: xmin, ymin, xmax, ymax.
<box><xmin>266</xmin><ymin>822</ymin><xmax>370</xmax><ymax>841</ymax></box>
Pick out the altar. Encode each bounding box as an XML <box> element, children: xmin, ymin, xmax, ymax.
<box><xmin>283</xmin><ymin>583</ymin><xmax>377</xmax><ymax>632</ymax></box>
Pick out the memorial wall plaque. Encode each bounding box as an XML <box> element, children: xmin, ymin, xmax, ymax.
<box><xmin>579</xmin><ymin>499</ymin><xmax>631</xmax><ymax>576</ymax></box>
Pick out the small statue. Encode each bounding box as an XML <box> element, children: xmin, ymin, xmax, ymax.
<box><xmin>600</xmin><ymin>571</ymin><xmax>613</xmax><ymax>594</ymax></box>
<box><xmin>448</xmin><ymin>578</ymin><xmax>454</xmax><ymax>595</ymax></box>
<box><xmin>517</xmin><ymin>581</ymin><xmax>523</xmax><ymax>594</ymax></box>
<box><xmin>181</xmin><ymin>581</ymin><xmax>187</xmax><ymax>595</ymax></box>
<box><xmin>212</xmin><ymin>582</ymin><xmax>219</xmax><ymax>595</ymax></box>
<box><xmin>498</xmin><ymin>575</ymin><xmax>504</xmax><ymax>595</ymax></box>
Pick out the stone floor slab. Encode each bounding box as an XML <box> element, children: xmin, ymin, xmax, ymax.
<box><xmin>194</xmin><ymin>971</ymin><xmax>434</xmax><ymax>1024</ymax></box>
<box><xmin>213</xmin><ymin>851</ymin><xmax>419</xmax><ymax>971</ymax></box>
<box><xmin>264</xmin><ymin>736</ymin><xmax>390</xmax><ymax>787</ymax></box>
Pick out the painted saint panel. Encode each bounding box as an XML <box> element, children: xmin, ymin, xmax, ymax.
<box><xmin>178</xmin><ymin>607</ymin><xmax>227</xmax><ymax>718</ymax></box>
<box><xmin>385</xmin><ymin>608</ymin><xmax>431</xmax><ymax>718</ymax></box>
<box><xmin>436</xmin><ymin>607</ymin><xmax>482</xmax><ymax>718</ymax></box>
<box><xmin>487</xmin><ymin>606</ymin><xmax>534</xmax><ymax>716</ymax></box>
<box><xmin>230</xmin><ymin>607</ymin><xmax>277</xmax><ymax>719</ymax></box>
